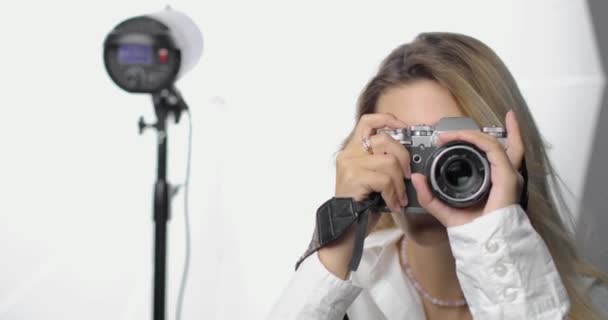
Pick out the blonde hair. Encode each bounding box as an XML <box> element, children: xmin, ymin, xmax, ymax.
<box><xmin>342</xmin><ymin>32</ymin><xmax>608</xmax><ymax>319</ymax></box>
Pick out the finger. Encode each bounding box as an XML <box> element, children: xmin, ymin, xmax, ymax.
<box><xmin>357</xmin><ymin>169</ymin><xmax>402</xmax><ymax>213</ymax></box>
<box><xmin>354</xmin><ymin>113</ymin><xmax>408</xmax><ymax>143</ymax></box>
<box><xmin>355</xmin><ymin>154</ymin><xmax>407</xmax><ymax>206</ymax></box>
<box><xmin>369</xmin><ymin>133</ymin><xmax>411</xmax><ymax>178</ymax></box>
<box><xmin>505</xmin><ymin>110</ymin><xmax>525</xmax><ymax>170</ymax></box>
<box><xmin>436</xmin><ymin>130</ymin><xmax>512</xmax><ymax>170</ymax></box>
<box><xmin>410</xmin><ymin>173</ymin><xmax>451</xmax><ymax>225</ymax></box>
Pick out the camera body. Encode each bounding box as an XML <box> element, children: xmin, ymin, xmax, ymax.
<box><xmin>377</xmin><ymin>117</ymin><xmax>507</xmax><ymax>214</ymax></box>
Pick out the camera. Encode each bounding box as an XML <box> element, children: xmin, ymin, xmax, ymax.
<box><xmin>377</xmin><ymin>117</ymin><xmax>507</xmax><ymax>214</ymax></box>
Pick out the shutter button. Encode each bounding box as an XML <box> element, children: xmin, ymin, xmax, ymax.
<box><xmin>494</xmin><ymin>264</ymin><xmax>508</xmax><ymax>277</ymax></box>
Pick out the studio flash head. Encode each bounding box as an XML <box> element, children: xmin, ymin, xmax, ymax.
<box><xmin>103</xmin><ymin>7</ymin><xmax>203</xmax><ymax>93</ymax></box>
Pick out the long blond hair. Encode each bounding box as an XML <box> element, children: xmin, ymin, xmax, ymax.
<box><xmin>342</xmin><ymin>32</ymin><xmax>607</xmax><ymax>319</ymax></box>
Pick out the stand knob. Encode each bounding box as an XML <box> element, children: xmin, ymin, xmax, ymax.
<box><xmin>138</xmin><ymin>116</ymin><xmax>157</xmax><ymax>135</ymax></box>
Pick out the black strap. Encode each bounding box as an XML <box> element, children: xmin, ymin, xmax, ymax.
<box><xmin>295</xmin><ymin>195</ymin><xmax>384</xmax><ymax>272</ymax></box>
<box><xmin>349</xmin><ymin>209</ymin><xmax>370</xmax><ymax>271</ymax></box>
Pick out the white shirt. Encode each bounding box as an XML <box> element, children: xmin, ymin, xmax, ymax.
<box><xmin>268</xmin><ymin>204</ymin><xmax>572</xmax><ymax>319</ymax></box>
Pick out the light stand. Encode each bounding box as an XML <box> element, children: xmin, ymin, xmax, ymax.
<box><xmin>138</xmin><ymin>87</ymin><xmax>188</xmax><ymax>320</ymax></box>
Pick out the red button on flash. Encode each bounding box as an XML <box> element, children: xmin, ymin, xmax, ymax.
<box><xmin>158</xmin><ymin>48</ymin><xmax>169</xmax><ymax>63</ymax></box>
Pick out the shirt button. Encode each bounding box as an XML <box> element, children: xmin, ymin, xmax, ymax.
<box><xmin>504</xmin><ymin>287</ymin><xmax>518</xmax><ymax>302</ymax></box>
<box><xmin>494</xmin><ymin>264</ymin><xmax>508</xmax><ymax>277</ymax></box>
<box><xmin>485</xmin><ymin>239</ymin><xmax>500</xmax><ymax>253</ymax></box>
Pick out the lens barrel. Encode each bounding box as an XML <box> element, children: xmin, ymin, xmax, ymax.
<box><xmin>427</xmin><ymin>141</ymin><xmax>491</xmax><ymax>207</ymax></box>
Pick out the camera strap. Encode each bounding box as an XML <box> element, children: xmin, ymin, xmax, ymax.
<box><xmin>294</xmin><ymin>194</ymin><xmax>384</xmax><ymax>272</ymax></box>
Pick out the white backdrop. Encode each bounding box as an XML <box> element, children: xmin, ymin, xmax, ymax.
<box><xmin>0</xmin><ymin>1</ymin><xmax>603</xmax><ymax>319</ymax></box>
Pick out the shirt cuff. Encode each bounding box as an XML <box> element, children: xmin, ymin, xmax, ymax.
<box><xmin>447</xmin><ymin>204</ymin><xmax>570</xmax><ymax>319</ymax></box>
<box><xmin>268</xmin><ymin>251</ymin><xmax>362</xmax><ymax>320</ymax></box>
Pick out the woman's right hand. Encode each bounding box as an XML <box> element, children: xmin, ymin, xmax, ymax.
<box><xmin>318</xmin><ymin>113</ymin><xmax>411</xmax><ymax>279</ymax></box>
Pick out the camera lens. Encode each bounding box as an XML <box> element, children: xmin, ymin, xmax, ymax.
<box><xmin>444</xmin><ymin>158</ymin><xmax>474</xmax><ymax>190</ymax></box>
<box><xmin>427</xmin><ymin>142</ymin><xmax>490</xmax><ymax>207</ymax></box>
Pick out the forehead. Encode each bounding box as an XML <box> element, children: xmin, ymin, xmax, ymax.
<box><xmin>375</xmin><ymin>80</ymin><xmax>465</xmax><ymax>126</ymax></box>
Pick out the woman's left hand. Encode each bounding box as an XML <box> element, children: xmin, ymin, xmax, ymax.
<box><xmin>410</xmin><ymin>110</ymin><xmax>525</xmax><ymax>228</ymax></box>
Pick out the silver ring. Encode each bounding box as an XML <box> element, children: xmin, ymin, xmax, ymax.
<box><xmin>362</xmin><ymin>136</ymin><xmax>373</xmax><ymax>154</ymax></box>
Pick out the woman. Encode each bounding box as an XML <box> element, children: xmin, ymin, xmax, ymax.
<box><xmin>268</xmin><ymin>32</ymin><xmax>608</xmax><ymax>319</ymax></box>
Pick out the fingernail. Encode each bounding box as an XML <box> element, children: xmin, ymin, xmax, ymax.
<box><xmin>402</xmin><ymin>192</ymin><xmax>408</xmax><ymax>206</ymax></box>
<box><xmin>405</xmin><ymin>167</ymin><xmax>411</xmax><ymax>179</ymax></box>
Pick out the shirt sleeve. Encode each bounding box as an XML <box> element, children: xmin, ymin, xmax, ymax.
<box><xmin>447</xmin><ymin>204</ymin><xmax>570</xmax><ymax>319</ymax></box>
<box><xmin>267</xmin><ymin>251</ymin><xmax>363</xmax><ymax>320</ymax></box>
<box><xmin>583</xmin><ymin>276</ymin><xmax>608</xmax><ymax>318</ymax></box>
